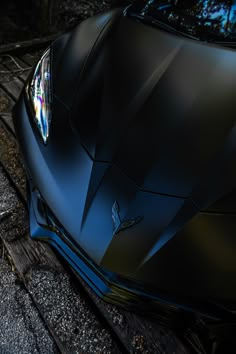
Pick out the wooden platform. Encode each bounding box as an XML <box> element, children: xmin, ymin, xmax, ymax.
<box><xmin>0</xmin><ymin>48</ymin><xmax>191</xmax><ymax>353</ymax></box>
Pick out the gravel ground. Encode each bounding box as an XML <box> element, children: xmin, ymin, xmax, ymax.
<box><xmin>27</xmin><ymin>268</ymin><xmax>117</xmax><ymax>353</ymax></box>
<box><xmin>0</xmin><ymin>169</ymin><xmax>58</xmax><ymax>354</ymax></box>
<box><xmin>0</xmin><ymin>258</ymin><xmax>58</xmax><ymax>354</ymax></box>
<box><xmin>0</xmin><ymin>167</ymin><xmax>16</xmax><ymax>218</ymax></box>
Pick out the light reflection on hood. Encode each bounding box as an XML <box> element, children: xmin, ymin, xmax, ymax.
<box><xmin>128</xmin><ymin>1</ymin><xmax>236</xmax><ymax>41</ymax></box>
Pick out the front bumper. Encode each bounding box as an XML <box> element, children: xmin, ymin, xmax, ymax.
<box><xmin>28</xmin><ymin>179</ymin><xmax>184</xmax><ymax>316</ymax></box>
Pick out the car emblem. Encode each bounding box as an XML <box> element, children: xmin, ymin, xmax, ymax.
<box><xmin>112</xmin><ymin>201</ymin><xmax>143</xmax><ymax>236</ymax></box>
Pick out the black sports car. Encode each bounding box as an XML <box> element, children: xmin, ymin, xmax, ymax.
<box><xmin>13</xmin><ymin>0</ymin><xmax>236</xmax><ymax>350</ymax></box>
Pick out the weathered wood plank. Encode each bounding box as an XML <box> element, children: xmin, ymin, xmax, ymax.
<box><xmin>1</xmin><ymin>55</ymin><xmax>31</xmax><ymax>83</ymax></box>
<box><xmin>0</xmin><ymin>122</ymin><xmax>27</xmax><ymax>199</ymax></box>
<box><xmin>0</xmin><ymin>53</ymin><xmax>36</xmax><ymax>134</ymax></box>
<box><xmin>0</xmin><ymin>113</ymin><xmax>15</xmax><ymax>135</ymax></box>
<box><xmin>20</xmin><ymin>52</ymin><xmax>42</xmax><ymax>66</ymax></box>
<box><xmin>0</xmin><ymin>86</ymin><xmax>15</xmax><ymax>112</ymax></box>
<box><xmin>0</xmin><ymin>34</ymin><xmax>60</xmax><ymax>55</ymax></box>
<box><xmin>1</xmin><ymin>209</ymin><xmax>63</xmax><ymax>276</ymax></box>
<box><xmin>0</xmin><ymin>70</ymin><xmax>24</xmax><ymax>101</ymax></box>
<box><xmin>15</xmin><ymin>56</ymin><xmax>34</xmax><ymax>81</ymax></box>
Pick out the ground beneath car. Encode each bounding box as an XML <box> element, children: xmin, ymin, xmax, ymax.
<box><xmin>0</xmin><ymin>244</ymin><xmax>57</xmax><ymax>354</ymax></box>
<box><xmin>0</xmin><ymin>170</ymin><xmax>57</xmax><ymax>353</ymax></box>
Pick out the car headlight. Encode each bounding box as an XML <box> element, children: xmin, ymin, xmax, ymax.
<box><xmin>28</xmin><ymin>48</ymin><xmax>52</xmax><ymax>144</ymax></box>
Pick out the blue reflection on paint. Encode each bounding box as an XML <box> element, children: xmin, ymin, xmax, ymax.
<box><xmin>129</xmin><ymin>1</ymin><xmax>236</xmax><ymax>41</ymax></box>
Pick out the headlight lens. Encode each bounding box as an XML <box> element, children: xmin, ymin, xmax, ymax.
<box><xmin>29</xmin><ymin>48</ymin><xmax>52</xmax><ymax>144</ymax></box>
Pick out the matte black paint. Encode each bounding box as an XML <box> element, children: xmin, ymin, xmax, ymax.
<box><xmin>13</xmin><ymin>7</ymin><xmax>236</xmax><ymax>320</ymax></box>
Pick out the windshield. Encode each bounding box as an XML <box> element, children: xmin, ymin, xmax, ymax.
<box><xmin>127</xmin><ymin>1</ymin><xmax>236</xmax><ymax>42</ymax></box>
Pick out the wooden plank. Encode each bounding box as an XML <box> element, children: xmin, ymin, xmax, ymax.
<box><xmin>20</xmin><ymin>52</ymin><xmax>43</xmax><ymax>66</ymax></box>
<box><xmin>1</xmin><ymin>204</ymin><xmax>62</xmax><ymax>276</ymax></box>
<box><xmin>0</xmin><ymin>81</ymin><xmax>24</xmax><ymax>101</ymax></box>
<box><xmin>15</xmin><ymin>56</ymin><xmax>34</xmax><ymax>81</ymax></box>
<box><xmin>0</xmin><ymin>33</ymin><xmax>61</xmax><ymax>56</ymax></box>
<box><xmin>0</xmin><ymin>123</ymin><xmax>26</xmax><ymax>199</ymax></box>
<box><xmin>0</xmin><ymin>113</ymin><xmax>15</xmax><ymax>136</ymax></box>
<box><xmin>1</xmin><ymin>55</ymin><xmax>31</xmax><ymax>83</ymax></box>
<box><xmin>0</xmin><ymin>86</ymin><xmax>15</xmax><ymax>112</ymax></box>
<box><xmin>0</xmin><ymin>67</ymin><xmax>24</xmax><ymax>102</ymax></box>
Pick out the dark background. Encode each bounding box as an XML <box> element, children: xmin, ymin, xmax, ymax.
<box><xmin>0</xmin><ymin>0</ymin><xmax>132</xmax><ymax>45</ymax></box>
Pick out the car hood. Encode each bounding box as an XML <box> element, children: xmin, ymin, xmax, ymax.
<box><xmin>70</xmin><ymin>17</ymin><xmax>236</xmax><ymax>213</ymax></box>
<box><xmin>46</xmin><ymin>16</ymin><xmax>236</xmax><ymax>301</ymax></box>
